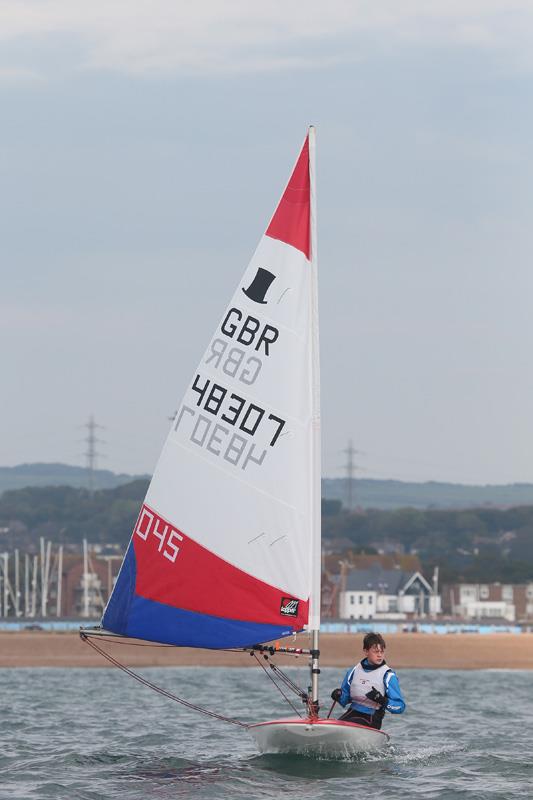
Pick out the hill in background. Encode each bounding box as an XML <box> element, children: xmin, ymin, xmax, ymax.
<box><xmin>322</xmin><ymin>478</ymin><xmax>533</xmax><ymax>510</ymax></box>
<box><xmin>0</xmin><ymin>463</ymin><xmax>149</xmax><ymax>494</ymax></box>
<box><xmin>3</xmin><ymin>463</ymin><xmax>533</xmax><ymax>510</ymax></box>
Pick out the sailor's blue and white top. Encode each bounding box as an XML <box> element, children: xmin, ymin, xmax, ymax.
<box><xmin>339</xmin><ymin>658</ymin><xmax>406</xmax><ymax>716</ymax></box>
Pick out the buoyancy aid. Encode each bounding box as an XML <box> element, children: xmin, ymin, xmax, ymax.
<box><xmin>349</xmin><ymin>661</ymin><xmax>391</xmax><ymax>712</ymax></box>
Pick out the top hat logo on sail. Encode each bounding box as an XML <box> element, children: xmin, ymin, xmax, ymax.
<box><xmin>242</xmin><ymin>267</ymin><xmax>276</xmax><ymax>304</ymax></box>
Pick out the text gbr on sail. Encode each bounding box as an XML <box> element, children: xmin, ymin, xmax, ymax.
<box><xmin>221</xmin><ymin>308</ymin><xmax>279</xmax><ymax>355</ymax></box>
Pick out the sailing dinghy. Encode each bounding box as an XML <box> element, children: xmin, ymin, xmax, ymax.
<box><xmin>81</xmin><ymin>128</ymin><xmax>389</xmax><ymax>758</ymax></box>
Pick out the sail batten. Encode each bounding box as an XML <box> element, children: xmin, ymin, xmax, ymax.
<box><xmin>102</xmin><ymin>130</ymin><xmax>320</xmax><ymax>649</ymax></box>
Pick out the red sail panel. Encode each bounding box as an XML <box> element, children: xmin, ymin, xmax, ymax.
<box><xmin>265</xmin><ymin>136</ymin><xmax>310</xmax><ymax>259</ymax></box>
<box><xmin>132</xmin><ymin>504</ymin><xmax>309</xmax><ymax>630</ymax></box>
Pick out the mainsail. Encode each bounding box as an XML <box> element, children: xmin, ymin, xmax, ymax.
<box><xmin>103</xmin><ymin>129</ymin><xmax>320</xmax><ymax>650</ymax></box>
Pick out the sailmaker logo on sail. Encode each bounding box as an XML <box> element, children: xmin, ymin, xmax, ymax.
<box><xmin>280</xmin><ymin>597</ymin><xmax>299</xmax><ymax>617</ymax></box>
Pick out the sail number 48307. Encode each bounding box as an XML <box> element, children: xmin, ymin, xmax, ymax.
<box><xmin>135</xmin><ymin>507</ymin><xmax>183</xmax><ymax>563</ymax></box>
<box><xmin>190</xmin><ymin>374</ymin><xmax>285</xmax><ymax>447</ymax></box>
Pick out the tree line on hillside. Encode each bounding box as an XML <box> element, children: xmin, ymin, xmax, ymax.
<box><xmin>322</xmin><ymin>501</ymin><xmax>533</xmax><ymax>583</ymax></box>
<box><xmin>0</xmin><ymin>481</ymin><xmax>149</xmax><ymax>548</ymax></box>
<box><xmin>1</xmin><ymin>483</ymin><xmax>532</xmax><ymax>583</ymax></box>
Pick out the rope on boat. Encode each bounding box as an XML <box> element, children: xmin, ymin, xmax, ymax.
<box><xmin>80</xmin><ymin>631</ymin><xmax>311</xmax><ymax>722</ymax></box>
<box><xmin>82</xmin><ymin>633</ymin><xmax>176</xmax><ymax>648</ymax></box>
<box><xmin>80</xmin><ymin>631</ymin><xmax>248</xmax><ymax>729</ymax></box>
<box><xmin>251</xmin><ymin>652</ymin><xmax>303</xmax><ymax>717</ymax></box>
<box><xmin>83</xmin><ymin>633</ymin><xmax>308</xmax><ymax>658</ymax></box>
<box><xmin>251</xmin><ymin>651</ymin><xmax>312</xmax><ymax>718</ymax></box>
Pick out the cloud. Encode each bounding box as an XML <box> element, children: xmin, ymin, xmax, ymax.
<box><xmin>0</xmin><ymin>66</ymin><xmax>44</xmax><ymax>84</ymax></box>
<box><xmin>1</xmin><ymin>1</ymin><xmax>533</xmax><ymax>78</ymax></box>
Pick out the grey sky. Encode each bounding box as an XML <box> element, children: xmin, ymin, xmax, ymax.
<box><xmin>2</xmin><ymin>2</ymin><xmax>533</xmax><ymax>484</ymax></box>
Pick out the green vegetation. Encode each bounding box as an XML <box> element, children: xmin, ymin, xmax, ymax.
<box><xmin>1</xmin><ymin>481</ymin><xmax>532</xmax><ymax>583</ymax></box>
<box><xmin>0</xmin><ymin>481</ymin><xmax>149</xmax><ymax>548</ymax></box>
<box><xmin>323</xmin><ymin>506</ymin><xmax>533</xmax><ymax>583</ymax></box>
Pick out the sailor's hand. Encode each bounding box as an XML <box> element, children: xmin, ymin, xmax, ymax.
<box><xmin>365</xmin><ymin>687</ymin><xmax>387</xmax><ymax>706</ymax></box>
<box><xmin>330</xmin><ymin>688</ymin><xmax>342</xmax><ymax>702</ymax></box>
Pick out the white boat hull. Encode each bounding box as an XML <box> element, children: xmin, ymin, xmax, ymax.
<box><xmin>248</xmin><ymin>717</ymin><xmax>390</xmax><ymax>758</ymax></box>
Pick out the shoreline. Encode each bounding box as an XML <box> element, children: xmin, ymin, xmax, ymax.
<box><xmin>1</xmin><ymin>631</ymin><xmax>533</xmax><ymax>670</ymax></box>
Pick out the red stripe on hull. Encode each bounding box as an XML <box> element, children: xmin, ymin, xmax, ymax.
<box><xmin>266</xmin><ymin>136</ymin><xmax>310</xmax><ymax>259</ymax></box>
<box><xmin>132</xmin><ymin>504</ymin><xmax>309</xmax><ymax>629</ymax></box>
<box><xmin>248</xmin><ymin>718</ymin><xmax>389</xmax><ymax>736</ymax></box>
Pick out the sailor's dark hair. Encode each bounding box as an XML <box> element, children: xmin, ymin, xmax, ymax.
<box><xmin>363</xmin><ymin>632</ymin><xmax>386</xmax><ymax>650</ymax></box>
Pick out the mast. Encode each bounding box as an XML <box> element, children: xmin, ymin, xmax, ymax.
<box><xmin>40</xmin><ymin>537</ymin><xmax>46</xmax><ymax>617</ymax></box>
<box><xmin>308</xmin><ymin>125</ymin><xmax>321</xmax><ymax>711</ymax></box>
<box><xmin>83</xmin><ymin>539</ymin><xmax>89</xmax><ymax>618</ymax></box>
<box><xmin>14</xmin><ymin>549</ymin><xmax>20</xmax><ymax>617</ymax></box>
<box><xmin>2</xmin><ymin>553</ymin><xmax>8</xmax><ymax>617</ymax></box>
<box><xmin>31</xmin><ymin>554</ymin><xmax>38</xmax><ymax>617</ymax></box>
<box><xmin>57</xmin><ymin>545</ymin><xmax>63</xmax><ymax>618</ymax></box>
<box><xmin>24</xmin><ymin>553</ymin><xmax>29</xmax><ymax>617</ymax></box>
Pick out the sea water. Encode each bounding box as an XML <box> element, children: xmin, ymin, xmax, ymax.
<box><xmin>1</xmin><ymin>665</ymin><xmax>532</xmax><ymax>799</ymax></box>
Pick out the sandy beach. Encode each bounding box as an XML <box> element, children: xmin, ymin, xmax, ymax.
<box><xmin>1</xmin><ymin>631</ymin><xmax>532</xmax><ymax>669</ymax></box>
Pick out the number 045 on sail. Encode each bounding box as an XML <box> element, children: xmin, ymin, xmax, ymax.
<box><xmin>81</xmin><ymin>128</ymin><xmax>389</xmax><ymax>758</ymax></box>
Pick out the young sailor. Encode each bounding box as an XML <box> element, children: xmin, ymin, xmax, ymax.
<box><xmin>331</xmin><ymin>632</ymin><xmax>405</xmax><ymax>730</ymax></box>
